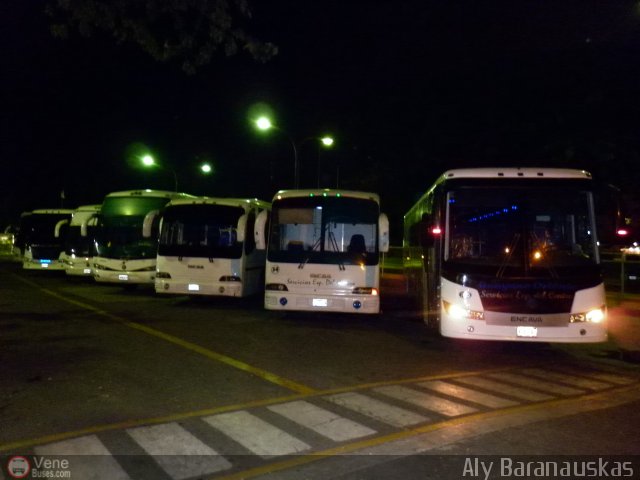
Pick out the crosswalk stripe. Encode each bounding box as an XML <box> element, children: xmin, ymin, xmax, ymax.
<box><xmin>455</xmin><ymin>376</ymin><xmax>555</xmax><ymax>401</ymax></box>
<box><xmin>522</xmin><ymin>368</ymin><xmax>611</xmax><ymax>390</ymax></box>
<box><xmin>268</xmin><ymin>400</ymin><xmax>376</xmax><ymax>442</ymax></box>
<box><xmin>126</xmin><ymin>422</ymin><xmax>231</xmax><ymax>479</ymax></box>
<box><xmin>561</xmin><ymin>369</ymin><xmax>636</xmax><ymax>385</ymax></box>
<box><xmin>417</xmin><ymin>380</ymin><xmax>519</xmax><ymax>408</ymax></box>
<box><xmin>203</xmin><ymin>411</ymin><xmax>311</xmax><ymax>457</ymax></box>
<box><xmin>373</xmin><ymin>385</ymin><xmax>477</xmax><ymax>417</ymax></box>
<box><xmin>34</xmin><ymin>435</ymin><xmax>131</xmax><ymax>480</ymax></box>
<box><xmin>325</xmin><ymin>392</ymin><xmax>430</xmax><ymax>427</ymax></box>
<box><xmin>487</xmin><ymin>372</ymin><xmax>585</xmax><ymax>396</ymax></box>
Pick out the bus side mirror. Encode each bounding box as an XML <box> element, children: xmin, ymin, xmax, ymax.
<box><xmin>255</xmin><ymin>210</ymin><xmax>269</xmax><ymax>250</ymax></box>
<box><xmin>236</xmin><ymin>214</ymin><xmax>247</xmax><ymax>242</ymax></box>
<box><xmin>80</xmin><ymin>213</ymin><xmax>98</xmax><ymax>237</ymax></box>
<box><xmin>142</xmin><ymin>210</ymin><xmax>159</xmax><ymax>238</ymax></box>
<box><xmin>54</xmin><ymin>219</ymin><xmax>69</xmax><ymax>238</ymax></box>
<box><xmin>379</xmin><ymin>213</ymin><xmax>390</xmax><ymax>253</ymax></box>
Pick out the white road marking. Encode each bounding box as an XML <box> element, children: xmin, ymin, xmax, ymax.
<box><xmin>34</xmin><ymin>434</ymin><xmax>131</xmax><ymax>480</ymax></box>
<box><xmin>522</xmin><ymin>368</ymin><xmax>611</xmax><ymax>390</ymax></box>
<box><xmin>203</xmin><ymin>410</ymin><xmax>310</xmax><ymax>457</ymax></box>
<box><xmin>325</xmin><ymin>392</ymin><xmax>430</xmax><ymax>427</ymax></box>
<box><xmin>373</xmin><ymin>385</ymin><xmax>477</xmax><ymax>416</ymax></box>
<box><xmin>559</xmin><ymin>368</ymin><xmax>636</xmax><ymax>385</ymax></box>
<box><xmin>268</xmin><ymin>400</ymin><xmax>376</xmax><ymax>441</ymax></box>
<box><xmin>487</xmin><ymin>372</ymin><xmax>585</xmax><ymax>396</ymax></box>
<box><xmin>454</xmin><ymin>376</ymin><xmax>555</xmax><ymax>402</ymax></box>
<box><xmin>126</xmin><ymin>422</ymin><xmax>231</xmax><ymax>480</ymax></box>
<box><xmin>417</xmin><ymin>380</ymin><xmax>519</xmax><ymax>408</ymax></box>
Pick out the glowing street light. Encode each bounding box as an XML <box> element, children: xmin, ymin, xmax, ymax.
<box><xmin>200</xmin><ymin>163</ymin><xmax>213</xmax><ymax>174</ymax></box>
<box><xmin>139</xmin><ymin>154</ymin><xmax>178</xmax><ymax>192</ymax></box>
<box><xmin>253</xmin><ymin>117</ymin><xmax>335</xmax><ymax>189</ymax></box>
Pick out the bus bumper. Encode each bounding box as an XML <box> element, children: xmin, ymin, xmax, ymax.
<box><xmin>440</xmin><ymin>320</ymin><xmax>607</xmax><ymax>343</ymax></box>
<box><xmin>93</xmin><ymin>270</ymin><xmax>156</xmax><ymax>285</ymax></box>
<box><xmin>23</xmin><ymin>259</ymin><xmax>65</xmax><ymax>271</ymax></box>
<box><xmin>264</xmin><ymin>292</ymin><xmax>380</xmax><ymax>314</ymax></box>
<box><xmin>155</xmin><ymin>280</ymin><xmax>243</xmax><ymax>297</ymax></box>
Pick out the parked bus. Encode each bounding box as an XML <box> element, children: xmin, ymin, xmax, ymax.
<box><xmin>92</xmin><ymin>190</ymin><xmax>193</xmax><ymax>286</ymax></box>
<box><xmin>257</xmin><ymin>189</ymin><xmax>389</xmax><ymax>314</ymax></box>
<box><xmin>404</xmin><ymin>168</ymin><xmax>607</xmax><ymax>342</ymax></box>
<box><xmin>154</xmin><ymin>197</ymin><xmax>271</xmax><ymax>297</ymax></box>
<box><xmin>59</xmin><ymin>204</ymin><xmax>102</xmax><ymax>276</ymax></box>
<box><xmin>20</xmin><ymin>209</ymin><xmax>74</xmax><ymax>270</ymax></box>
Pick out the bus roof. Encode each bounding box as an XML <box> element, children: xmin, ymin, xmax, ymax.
<box><xmin>104</xmin><ymin>189</ymin><xmax>194</xmax><ymax>200</ymax></box>
<box><xmin>30</xmin><ymin>209</ymin><xmax>75</xmax><ymax>215</ymax></box>
<box><xmin>273</xmin><ymin>189</ymin><xmax>380</xmax><ymax>203</ymax></box>
<box><xmin>405</xmin><ymin>168</ymin><xmax>594</xmax><ymax>219</ymax></box>
<box><xmin>164</xmin><ymin>197</ymin><xmax>271</xmax><ymax>210</ymax></box>
<box><xmin>438</xmin><ymin>168</ymin><xmax>592</xmax><ymax>180</ymax></box>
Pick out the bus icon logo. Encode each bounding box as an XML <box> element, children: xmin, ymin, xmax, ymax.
<box><xmin>7</xmin><ymin>456</ymin><xmax>31</xmax><ymax>478</ymax></box>
<box><xmin>271</xmin><ymin>266</ymin><xmax>279</xmax><ymax>274</ymax></box>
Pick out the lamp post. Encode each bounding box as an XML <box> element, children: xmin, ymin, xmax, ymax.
<box><xmin>141</xmin><ymin>154</ymin><xmax>178</xmax><ymax>192</ymax></box>
<box><xmin>254</xmin><ymin>117</ymin><xmax>334</xmax><ymax>189</ymax></box>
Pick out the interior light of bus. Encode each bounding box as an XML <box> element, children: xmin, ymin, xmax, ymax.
<box><xmin>617</xmin><ymin>229</ymin><xmax>629</xmax><ymax>236</ymax></box>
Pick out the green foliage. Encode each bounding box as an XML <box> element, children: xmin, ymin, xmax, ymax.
<box><xmin>46</xmin><ymin>0</ymin><xmax>278</xmax><ymax>74</ymax></box>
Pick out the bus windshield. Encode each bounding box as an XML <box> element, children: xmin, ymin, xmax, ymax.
<box><xmin>64</xmin><ymin>226</ymin><xmax>97</xmax><ymax>256</ymax></box>
<box><xmin>158</xmin><ymin>204</ymin><xmax>244</xmax><ymax>259</ymax></box>
<box><xmin>22</xmin><ymin>214</ymin><xmax>70</xmax><ymax>244</ymax></box>
<box><xmin>445</xmin><ymin>186</ymin><xmax>598</xmax><ymax>276</ymax></box>
<box><xmin>95</xmin><ymin>196</ymin><xmax>171</xmax><ymax>259</ymax></box>
<box><xmin>268</xmin><ymin>196</ymin><xmax>379</xmax><ymax>266</ymax></box>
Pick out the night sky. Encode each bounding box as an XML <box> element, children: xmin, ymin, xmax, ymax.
<box><xmin>3</xmin><ymin>1</ymin><xmax>640</xmax><ymax>239</ymax></box>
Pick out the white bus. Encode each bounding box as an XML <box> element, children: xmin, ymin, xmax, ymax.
<box><xmin>258</xmin><ymin>189</ymin><xmax>389</xmax><ymax>314</ymax></box>
<box><xmin>20</xmin><ymin>209</ymin><xmax>74</xmax><ymax>271</ymax></box>
<box><xmin>154</xmin><ymin>197</ymin><xmax>271</xmax><ymax>297</ymax></box>
<box><xmin>92</xmin><ymin>190</ymin><xmax>193</xmax><ymax>286</ymax></box>
<box><xmin>404</xmin><ymin>168</ymin><xmax>607</xmax><ymax>343</ymax></box>
<box><xmin>60</xmin><ymin>204</ymin><xmax>102</xmax><ymax>276</ymax></box>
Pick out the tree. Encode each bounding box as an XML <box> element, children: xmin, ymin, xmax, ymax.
<box><xmin>46</xmin><ymin>0</ymin><xmax>278</xmax><ymax>74</ymax></box>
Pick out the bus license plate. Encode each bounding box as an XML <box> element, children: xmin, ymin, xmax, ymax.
<box><xmin>517</xmin><ymin>326</ymin><xmax>538</xmax><ymax>338</ymax></box>
<box><xmin>118</xmin><ymin>274</ymin><xmax>129</xmax><ymax>281</ymax></box>
<box><xmin>312</xmin><ymin>298</ymin><xmax>328</xmax><ymax>307</ymax></box>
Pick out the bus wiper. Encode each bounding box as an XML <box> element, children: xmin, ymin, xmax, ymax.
<box><xmin>328</xmin><ymin>231</ymin><xmax>345</xmax><ymax>271</ymax></box>
<box><xmin>298</xmin><ymin>236</ymin><xmax>322</xmax><ymax>269</ymax></box>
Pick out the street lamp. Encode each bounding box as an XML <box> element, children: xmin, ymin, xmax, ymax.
<box><xmin>140</xmin><ymin>154</ymin><xmax>178</xmax><ymax>192</ymax></box>
<box><xmin>254</xmin><ymin>116</ymin><xmax>300</xmax><ymax>188</ymax></box>
<box><xmin>200</xmin><ymin>163</ymin><xmax>213</xmax><ymax>174</ymax></box>
<box><xmin>254</xmin><ymin>117</ymin><xmax>334</xmax><ymax>189</ymax></box>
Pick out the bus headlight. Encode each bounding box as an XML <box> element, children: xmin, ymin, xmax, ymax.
<box><xmin>443</xmin><ymin>301</ymin><xmax>484</xmax><ymax>321</ymax></box>
<box><xmin>352</xmin><ymin>287</ymin><xmax>378</xmax><ymax>295</ymax></box>
<box><xmin>219</xmin><ymin>276</ymin><xmax>241</xmax><ymax>282</ymax></box>
<box><xmin>570</xmin><ymin>306</ymin><xmax>606</xmax><ymax>324</ymax></box>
